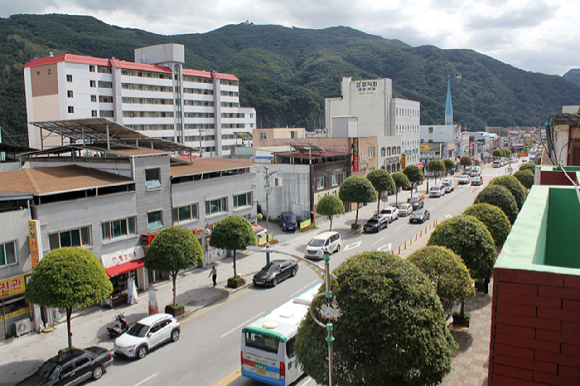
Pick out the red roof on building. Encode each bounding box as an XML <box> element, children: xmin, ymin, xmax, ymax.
<box><xmin>182</xmin><ymin>69</ymin><xmax>213</xmax><ymax>78</ymax></box>
<box><xmin>274</xmin><ymin>151</ymin><xmax>348</xmax><ymax>159</ymax></box>
<box><xmin>110</xmin><ymin>59</ymin><xmax>172</xmax><ymax>73</ymax></box>
<box><xmin>213</xmin><ymin>72</ymin><xmax>239</xmax><ymax>81</ymax></box>
<box><xmin>24</xmin><ymin>54</ymin><xmax>111</xmax><ymax>68</ymax></box>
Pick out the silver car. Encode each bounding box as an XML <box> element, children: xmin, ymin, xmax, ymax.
<box><xmin>397</xmin><ymin>203</ymin><xmax>413</xmax><ymax>217</ymax></box>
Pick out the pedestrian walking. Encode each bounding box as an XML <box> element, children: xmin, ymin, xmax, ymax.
<box><xmin>209</xmin><ymin>265</ymin><xmax>217</xmax><ymax>288</ymax></box>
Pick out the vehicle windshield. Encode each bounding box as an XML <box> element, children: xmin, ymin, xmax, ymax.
<box><xmin>382</xmin><ymin>209</ymin><xmax>394</xmax><ymax>213</ymax></box>
<box><xmin>366</xmin><ymin>219</ymin><xmax>379</xmax><ymax>225</ymax></box>
<box><xmin>309</xmin><ymin>239</ymin><xmax>325</xmax><ymax>247</ymax></box>
<box><xmin>38</xmin><ymin>362</ymin><xmax>60</xmax><ymax>381</ymax></box>
<box><xmin>430</xmin><ymin>187</ymin><xmax>440</xmax><ymax>191</ymax></box>
<box><xmin>262</xmin><ymin>263</ymin><xmax>280</xmax><ymax>273</ymax></box>
<box><xmin>413</xmin><ymin>210</ymin><xmax>425</xmax><ymax>216</ymax></box>
<box><xmin>282</xmin><ymin>214</ymin><xmax>296</xmax><ymax>222</ymax></box>
<box><xmin>409</xmin><ymin>198</ymin><xmax>419</xmax><ymax>203</ymax></box>
<box><xmin>127</xmin><ymin>323</ymin><xmax>149</xmax><ymax>338</ymax></box>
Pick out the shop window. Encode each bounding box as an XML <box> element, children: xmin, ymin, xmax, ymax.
<box><xmin>205</xmin><ymin>197</ymin><xmax>227</xmax><ymax>216</ymax></box>
<box><xmin>0</xmin><ymin>241</ymin><xmax>17</xmax><ymax>267</ymax></box>
<box><xmin>148</xmin><ymin>211</ymin><xmax>163</xmax><ymax>232</ymax></box>
<box><xmin>102</xmin><ymin>217</ymin><xmax>136</xmax><ymax>241</ymax></box>
<box><xmin>234</xmin><ymin>192</ymin><xmax>252</xmax><ymax>209</ymax></box>
<box><xmin>145</xmin><ymin>168</ymin><xmax>161</xmax><ymax>189</ymax></box>
<box><xmin>174</xmin><ymin>203</ymin><xmax>199</xmax><ymax>223</ymax></box>
<box><xmin>49</xmin><ymin>227</ymin><xmax>91</xmax><ymax>251</ymax></box>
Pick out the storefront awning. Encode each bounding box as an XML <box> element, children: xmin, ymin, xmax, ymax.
<box><xmin>106</xmin><ymin>258</ymin><xmax>145</xmax><ymax>278</ymax></box>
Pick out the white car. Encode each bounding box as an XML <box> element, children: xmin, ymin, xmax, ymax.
<box><xmin>114</xmin><ymin>313</ymin><xmax>180</xmax><ymax>359</ymax></box>
<box><xmin>458</xmin><ymin>175</ymin><xmax>470</xmax><ymax>185</ymax></box>
<box><xmin>397</xmin><ymin>203</ymin><xmax>414</xmax><ymax>217</ymax></box>
<box><xmin>430</xmin><ymin>186</ymin><xmax>443</xmax><ymax>198</ymax></box>
<box><xmin>379</xmin><ymin>207</ymin><xmax>399</xmax><ymax>222</ymax></box>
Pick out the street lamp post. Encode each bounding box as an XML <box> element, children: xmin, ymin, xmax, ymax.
<box><xmin>263</xmin><ymin>168</ymin><xmax>276</xmax><ymax>265</ymax></box>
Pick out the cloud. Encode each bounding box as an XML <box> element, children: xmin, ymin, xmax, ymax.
<box><xmin>467</xmin><ymin>1</ymin><xmax>558</xmax><ymax>31</ymax></box>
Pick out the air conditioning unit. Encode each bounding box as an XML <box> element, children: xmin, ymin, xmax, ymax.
<box><xmin>14</xmin><ymin>319</ymin><xmax>31</xmax><ymax>337</ymax></box>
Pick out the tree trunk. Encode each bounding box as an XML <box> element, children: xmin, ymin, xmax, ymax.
<box><xmin>460</xmin><ymin>301</ymin><xmax>465</xmax><ymax>317</ymax></box>
<box><xmin>355</xmin><ymin>203</ymin><xmax>359</xmax><ymax>224</ymax></box>
<box><xmin>395</xmin><ymin>189</ymin><xmax>399</xmax><ymax>206</ymax></box>
<box><xmin>233</xmin><ymin>250</ymin><xmax>237</xmax><ymax>278</ymax></box>
<box><xmin>172</xmin><ymin>272</ymin><xmax>177</xmax><ymax>306</ymax></box>
<box><xmin>66</xmin><ymin>307</ymin><xmax>72</xmax><ymax>351</ymax></box>
<box><xmin>377</xmin><ymin>192</ymin><xmax>382</xmax><ymax>213</ymax></box>
<box><xmin>329</xmin><ymin>215</ymin><xmax>333</xmax><ymax>231</ymax></box>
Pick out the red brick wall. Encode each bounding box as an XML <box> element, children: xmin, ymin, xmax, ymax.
<box><xmin>489</xmin><ymin>268</ymin><xmax>580</xmax><ymax>385</ymax></box>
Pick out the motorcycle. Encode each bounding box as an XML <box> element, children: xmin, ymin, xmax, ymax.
<box><xmin>107</xmin><ymin>314</ymin><xmax>129</xmax><ymax>338</ymax></box>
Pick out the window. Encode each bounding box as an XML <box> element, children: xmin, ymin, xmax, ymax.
<box><xmin>99</xmin><ymin>96</ymin><xmax>113</xmax><ymax>103</ymax></box>
<box><xmin>102</xmin><ymin>217</ymin><xmax>136</xmax><ymax>241</ymax></box>
<box><xmin>343</xmin><ymin>172</ymin><xmax>347</xmax><ymax>182</ymax></box>
<box><xmin>91</xmin><ymin>110</ymin><xmax>97</xmax><ymax>117</ymax></box>
<box><xmin>234</xmin><ymin>192</ymin><xmax>253</xmax><ymax>209</ymax></box>
<box><xmin>206</xmin><ymin>197</ymin><xmax>228</xmax><ymax>216</ymax></box>
<box><xmin>145</xmin><ymin>168</ymin><xmax>161</xmax><ymax>189</ymax></box>
<box><xmin>66</xmin><ymin>74</ymin><xmax>72</xmax><ymax>82</ymax></box>
<box><xmin>98</xmin><ymin>65</ymin><xmax>112</xmax><ymax>74</ymax></box>
<box><xmin>428</xmin><ymin>127</ymin><xmax>434</xmax><ymax>133</ymax></box>
<box><xmin>368</xmin><ymin>147</ymin><xmax>375</xmax><ymax>158</ymax></box>
<box><xmin>381</xmin><ymin>147</ymin><xmax>386</xmax><ymax>157</ymax></box>
<box><xmin>259</xmin><ymin>132</ymin><xmax>267</xmax><ymax>140</ymax></box>
<box><xmin>49</xmin><ymin>227</ymin><xmax>91</xmax><ymax>251</ymax></box>
<box><xmin>147</xmin><ymin>211</ymin><xmax>163</xmax><ymax>232</ymax></box>
<box><xmin>98</xmin><ymin>81</ymin><xmax>113</xmax><ymax>88</ymax></box>
<box><xmin>67</xmin><ymin>106</ymin><xmax>74</xmax><ymax>114</ymax></box>
<box><xmin>99</xmin><ymin>110</ymin><xmax>114</xmax><ymax>118</ymax></box>
<box><xmin>332</xmin><ymin>174</ymin><xmax>338</xmax><ymax>186</ymax></box>
<box><xmin>67</xmin><ymin>90</ymin><xmax>73</xmax><ymax>98</ymax></box>
<box><xmin>317</xmin><ymin>177</ymin><xmax>324</xmax><ymax>190</ymax></box>
<box><xmin>89</xmin><ymin>65</ymin><xmax>95</xmax><ymax>72</ymax></box>
<box><xmin>90</xmin><ymin>80</ymin><xmax>96</xmax><ymax>88</ymax></box>
<box><xmin>274</xmin><ymin>178</ymin><xmax>282</xmax><ymax>187</ymax></box>
<box><xmin>0</xmin><ymin>241</ymin><xmax>16</xmax><ymax>267</ymax></box>
<box><xmin>174</xmin><ymin>203</ymin><xmax>199</xmax><ymax>223</ymax></box>
<box><xmin>90</xmin><ymin>95</ymin><xmax>96</xmax><ymax>102</ymax></box>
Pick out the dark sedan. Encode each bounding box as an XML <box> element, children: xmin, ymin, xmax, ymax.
<box><xmin>16</xmin><ymin>346</ymin><xmax>113</xmax><ymax>386</ymax></box>
<box><xmin>364</xmin><ymin>216</ymin><xmax>389</xmax><ymax>233</ymax></box>
<box><xmin>253</xmin><ymin>260</ymin><xmax>298</xmax><ymax>287</ymax></box>
<box><xmin>407</xmin><ymin>197</ymin><xmax>424</xmax><ymax>210</ymax></box>
<box><xmin>409</xmin><ymin>209</ymin><xmax>430</xmax><ymax>224</ymax></box>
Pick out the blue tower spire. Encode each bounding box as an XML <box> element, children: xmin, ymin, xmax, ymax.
<box><xmin>445</xmin><ymin>77</ymin><xmax>453</xmax><ymax>125</ymax></box>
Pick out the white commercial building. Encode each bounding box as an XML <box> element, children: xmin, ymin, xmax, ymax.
<box><xmin>325</xmin><ymin>77</ymin><xmax>420</xmax><ymax>165</ymax></box>
<box><xmin>23</xmin><ymin>43</ymin><xmax>256</xmax><ymax>156</ymax></box>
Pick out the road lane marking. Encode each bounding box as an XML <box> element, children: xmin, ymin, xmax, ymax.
<box><xmin>134</xmin><ymin>374</ymin><xmax>157</xmax><ymax>386</ymax></box>
<box><xmin>182</xmin><ymin>289</ymin><xmax>251</xmax><ymax>324</ymax></box>
<box><xmin>377</xmin><ymin>243</ymin><xmax>391</xmax><ymax>252</ymax></box>
<box><xmin>221</xmin><ymin>311</ymin><xmax>266</xmax><ymax>338</ymax></box>
<box><xmin>344</xmin><ymin>241</ymin><xmax>361</xmax><ymax>251</ymax></box>
<box><xmin>394</xmin><ymin>224</ymin><xmax>405</xmax><ymax>231</ymax></box>
<box><xmin>371</xmin><ymin>236</ymin><xmax>386</xmax><ymax>246</ymax></box>
<box><xmin>214</xmin><ymin>368</ymin><xmax>241</xmax><ymax>386</ymax></box>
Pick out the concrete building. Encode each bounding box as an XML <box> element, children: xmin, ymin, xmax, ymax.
<box><xmin>23</xmin><ymin>43</ymin><xmax>256</xmax><ymax>156</ymax></box>
<box><xmin>420</xmin><ymin>124</ymin><xmax>461</xmax><ymax>161</ymax></box>
<box><xmin>377</xmin><ymin>136</ymin><xmax>402</xmax><ymax>173</ymax></box>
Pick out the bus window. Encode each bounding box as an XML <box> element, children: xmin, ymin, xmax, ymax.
<box><xmin>286</xmin><ymin>337</ymin><xmax>296</xmax><ymax>359</ymax></box>
<box><xmin>245</xmin><ymin>331</ymin><xmax>279</xmax><ymax>353</ymax></box>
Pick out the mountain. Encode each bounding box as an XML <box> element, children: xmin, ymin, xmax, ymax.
<box><xmin>563</xmin><ymin>69</ymin><xmax>580</xmax><ymax>86</ymax></box>
<box><xmin>1</xmin><ymin>14</ymin><xmax>579</xmax><ymax>147</ymax></box>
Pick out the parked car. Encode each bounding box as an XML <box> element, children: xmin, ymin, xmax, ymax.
<box><xmin>304</xmin><ymin>231</ymin><xmax>341</xmax><ymax>259</ymax></box>
<box><xmin>379</xmin><ymin>207</ymin><xmax>399</xmax><ymax>222</ymax></box>
<box><xmin>16</xmin><ymin>347</ymin><xmax>113</xmax><ymax>385</ymax></box>
<box><xmin>364</xmin><ymin>216</ymin><xmax>389</xmax><ymax>233</ymax></box>
<box><xmin>114</xmin><ymin>313</ymin><xmax>180</xmax><ymax>359</ymax></box>
<box><xmin>471</xmin><ymin>176</ymin><xmax>484</xmax><ymax>186</ymax></box>
<box><xmin>253</xmin><ymin>260</ymin><xmax>298</xmax><ymax>287</ymax></box>
<box><xmin>430</xmin><ymin>186</ymin><xmax>443</xmax><ymax>198</ymax></box>
<box><xmin>279</xmin><ymin>212</ymin><xmax>297</xmax><ymax>231</ymax></box>
<box><xmin>407</xmin><ymin>197</ymin><xmax>424</xmax><ymax>210</ymax></box>
<box><xmin>442</xmin><ymin>179</ymin><xmax>455</xmax><ymax>193</ymax></box>
<box><xmin>458</xmin><ymin>175</ymin><xmax>470</xmax><ymax>185</ymax></box>
<box><xmin>409</xmin><ymin>209</ymin><xmax>430</xmax><ymax>224</ymax></box>
<box><xmin>397</xmin><ymin>203</ymin><xmax>413</xmax><ymax>217</ymax></box>
<box><xmin>470</xmin><ymin>166</ymin><xmax>482</xmax><ymax>177</ymax></box>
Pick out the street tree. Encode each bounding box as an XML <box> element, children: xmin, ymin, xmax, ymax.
<box><xmin>460</xmin><ymin>156</ymin><xmax>472</xmax><ymax>168</ymax></box>
<box><xmin>514</xmin><ymin>169</ymin><xmax>534</xmax><ymax>189</ymax></box>
<box><xmin>519</xmin><ymin>162</ymin><xmax>536</xmax><ymax>174</ymax></box>
<box><xmin>474</xmin><ymin>185</ymin><xmax>519</xmax><ymax>224</ymax></box>
<box><xmin>145</xmin><ymin>226</ymin><xmax>203</xmax><ymax>306</ymax></box>
<box><xmin>492</xmin><ymin>149</ymin><xmax>503</xmax><ymax>158</ymax></box>
<box><xmin>209</xmin><ymin>215</ymin><xmax>257</xmax><ymax>280</ymax></box>
<box><xmin>407</xmin><ymin>246</ymin><xmax>475</xmax><ymax>318</ymax></box>
<box><xmin>367</xmin><ymin>168</ymin><xmax>395</xmax><ymax>213</ymax></box>
<box><xmin>489</xmin><ymin>175</ymin><xmax>528</xmax><ymax>211</ymax></box>
<box><xmin>391</xmin><ymin>172</ymin><xmax>410</xmax><ymax>206</ymax></box>
<box><xmin>295</xmin><ymin>251</ymin><xmax>454</xmax><ymax>386</ymax></box>
<box><xmin>25</xmin><ymin>247</ymin><xmax>113</xmax><ymax>350</ymax></box>
<box><xmin>403</xmin><ymin>164</ymin><xmax>425</xmax><ymax>198</ymax></box>
<box><xmin>338</xmin><ymin>176</ymin><xmax>377</xmax><ymax>225</ymax></box>
<box><xmin>428</xmin><ymin>215</ymin><xmax>497</xmax><ymax>284</ymax></box>
<box><xmin>463</xmin><ymin>203</ymin><xmax>511</xmax><ymax>250</ymax></box>
<box><xmin>315</xmin><ymin>194</ymin><xmax>345</xmax><ymax>231</ymax></box>
<box><xmin>427</xmin><ymin>159</ymin><xmax>445</xmax><ymax>184</ymax></box>
<box><xmin>443</xmin><ymin>159</ymin><xmax>455</xmax><ymax>175</ymax></box>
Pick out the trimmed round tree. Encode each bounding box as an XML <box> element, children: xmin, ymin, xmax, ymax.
<box><xmin>407</xmin><ymin>246</ymin><xmax>475</xmax><ymax>318</ymax></box>
<box><xmin>209</xmin><ymin>215</ymin><xmax>257</xmax><ymax>280</ymax></box>
<box><xmin>489</xmin><ymin>175</ymin><xmax>528</xmax><ymax>211</ymax></box>
<box><xmin>443</xmin><ymin>159</ymin><xmax>455</xmax><ymax>174</ymax></box>
<box><xmin>463</xmin><ymin>203</ymin><xmax>511</xmax><ymax>249</ymax></box>
<box><xmin>460</xmin><ymin>156</ymin><xmax>472</xmax><ymax>167</ymax></box>
<box><xmin>367</xmin><ymin>168</ymin><xmax>395</xmax><ymax>213</ymax></box>
<box><xmin>295</xmin><ymin>251</ymin><xmax>454</xmax><ymax>386</ymax></box>
<box><xmin>519</xmin><ymin>162</ymin><xmax>536</xmax><ymax>174</ymax></box>
<box><xmin>427</xmin><ymin>215</ymin><xmax>497</xmax><ymax>283</ymax></box>
<box><xmin>315</xmin><ymin>194</ymin><xmax>345</xmax><ymax>231</ymax></box>
<box><xmin>514</xmin><ymin>169</ymin><xmax>534</xmax><ymax>189</ymax></box>
<box><xmin>492</xmin><ymin>149</ymin><xmax>503</xmax><ymax>158</ymax></box>
<box><xmin>25</xmin><ymin>247</ymin><xmax>113</xmax><ymax>350</ymax></box>
<box><xmin>145</xmin><ymin>226</ymin><xmax>203</xmax><ymax>307</ymax></box>
<box><xmin>391</xmin><ymin>172</ymin><xmax>410</xmax><ymax>206</ymax></box>
<box><xmin>403</xmin><ymin>164</ymin><xmax>425</xmax><ymax>198</ymax></box>
<box><xmin>427</xmin><ymin>159</ymin><xmax>446</xmax><ymax>183</ymax></box>
<box><xmin>338</xmin><ymin>176</ymin><xmax>377</xmax><ymax>225</ymax></box>
<box><xmin>474</xmin><ymin>185</ymin><xmax>519</xmax><ymax>224</ymax></box>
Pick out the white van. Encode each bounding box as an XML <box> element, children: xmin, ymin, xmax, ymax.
<box><xmin>442</xmin><ymin>179</ymin><xmax>455</xmax><ymax>193</ymax></box>
<box><xmin>304</xmin><ymin>231</ymin><xmax>341</xmax><ymax>259</ymax></box>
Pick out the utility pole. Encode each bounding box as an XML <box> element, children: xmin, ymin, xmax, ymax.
<box><xmin>263</xmin><ymin>168</ymin><xmax>276</xmax><ymax>264</ymax></box>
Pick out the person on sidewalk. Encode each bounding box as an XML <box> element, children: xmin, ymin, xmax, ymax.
<box><xmin>209</xmin><ymin>266</ymin><xmax>217</xmax><ymax>288</ymax></box>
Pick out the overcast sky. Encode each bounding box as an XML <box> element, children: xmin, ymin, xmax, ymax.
<box><xmin>1</xmin><ymin>0</ymin><xmax>578</xmax><ymax>76</ymax></box>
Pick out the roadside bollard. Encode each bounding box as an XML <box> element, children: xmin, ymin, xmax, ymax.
<box><xmin>409</xmin><ymin>238</ymin><xmax>412</xmax><ymax>246</ymax></box>
<box><xmin>404</xmin><ymin>241</ymin><xmax>407</xmax><ymax>250</ymax></box>
<box><xmin>397</xmin><ymin>246</ymin><xmax>401</xmax><ymax>254</ymax></box>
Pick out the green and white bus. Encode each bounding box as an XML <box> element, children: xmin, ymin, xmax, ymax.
<box><xmin>241</xmin><ymin>283</ymin><xmax>321</xmax><ymax>386</ymax></box>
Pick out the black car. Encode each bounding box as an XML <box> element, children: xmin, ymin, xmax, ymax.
<box><xmin>253</xmin><ymin>260</ymin><xmax>298</xmax><ymax>287</ymax></box>
<box><xmin>16</xmin><ymin>347</ymin><xmax>113</xmax><ymax>386</ymax></box>
<box><xmin>409</xmin><ymin>209</ymin><xmax>430</xmax><ymax>224</ymax></box>
<box><xmin>407</xmin><ymin>197</ymin><xmax>424</xmax><ymax>210</ymax></box>
<box><xmin>364</xmin><ymin>216</ymin><xmax>388</xmax><ymax>233</ymax></box>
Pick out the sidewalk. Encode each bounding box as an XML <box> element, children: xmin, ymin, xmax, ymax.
<box><xmin>0</xmin><ymin>182</ymin><xmax>492</xmax><ymax>386</ymax></box>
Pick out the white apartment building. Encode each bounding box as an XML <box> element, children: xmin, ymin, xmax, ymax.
<box><xmin>23</xmin><ymin>43</ymin><xmax>256</xmax><ymax>156</ymax></box>
<box><xmin>325</xmin><ymin>77</ymin><xmax>420</xmax><ymax>166</ymax></box>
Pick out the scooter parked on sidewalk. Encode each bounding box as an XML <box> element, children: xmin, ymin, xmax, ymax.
<box><xmin>106</xmin><ymin>313</ymin><xmax>129</xmax><ymax>338</ymax></box>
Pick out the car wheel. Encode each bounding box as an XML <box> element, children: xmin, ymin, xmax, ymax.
<box><xmin>336</xmin><ymin>244</ymin><xmax>341</xmax><ymax>252</ymax></box>
<box><xmin>92</xmin><ymin>366</ymin><xmax>104</xmax><ymax>380</ymax></box>
<box><xmin>272</xmin><ymin>278</ymin><xmax>278</xmax><ymax>287</ymax></box>
<box><xmin>171</xmin><ymin>329</ymin><xmax>180</xmax><ymax>342</ymax></box>
<box><xmin>137</xmin><ymin>345</ymin><xmax>148</xmax><ymax>359</ymax></box>
<box><xmin>291</xmin><ymin>267</ymin><xmax>298</xmax><ymax>277</ymax></box>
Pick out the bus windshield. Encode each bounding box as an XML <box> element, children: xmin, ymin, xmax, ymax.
<box><xmin>244</xmin><ymin>330</ymin><xmax>279</xmax><ymax>353</ymax></box>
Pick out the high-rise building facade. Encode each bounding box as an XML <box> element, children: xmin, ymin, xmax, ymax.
<box><xmin>23</xmin><ymin>44</ymin><xmax>256</xmax><ymax>156</ymax></box>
